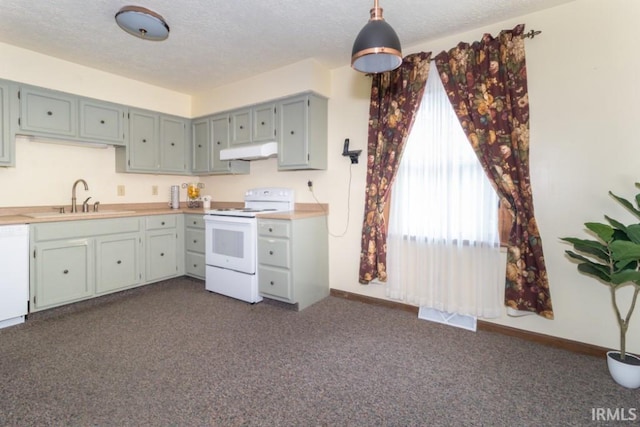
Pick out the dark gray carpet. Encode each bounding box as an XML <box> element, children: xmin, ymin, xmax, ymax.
<box><xmin>0</xmin><ymin>277</ymin><xmax>637</xmax><ymax>426</ymax></box>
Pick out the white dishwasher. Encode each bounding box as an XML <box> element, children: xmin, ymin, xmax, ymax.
<box><xmin>0</xmin><ymin>224</ymin><xmax>29</xmax><ymax>329</ymax></box>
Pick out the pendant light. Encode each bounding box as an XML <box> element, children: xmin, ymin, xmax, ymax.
<box><xmin>115</xmin><ymin>6</ymin><xmax>170</xmax><ymax>41</ymax></box>
<box><xmin>351</xmin><ymin>0</ymin><xmax>402</xmax><ymax>73</ymax></box>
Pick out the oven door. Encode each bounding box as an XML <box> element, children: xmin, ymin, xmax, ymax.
<box><xmin>204</xmin><ymin>215</ymin><xmax>256</xmax><ymax>274</ymax></box>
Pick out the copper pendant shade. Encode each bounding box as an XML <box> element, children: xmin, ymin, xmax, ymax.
<box><xmin>351</xmin><ymin>0</ymin><xmax>402</xmax><ymax>73</ymax></box>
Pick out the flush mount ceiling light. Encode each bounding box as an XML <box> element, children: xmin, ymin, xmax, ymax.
<box><xmin>351</xmin><ymin>0</ymin><xmax>402</xmax><ymax>73</ymax></box>
<box><xmin>115</xmin><ymin>5</ymin><xmax>169</xmax><ymax>41</ymax></box>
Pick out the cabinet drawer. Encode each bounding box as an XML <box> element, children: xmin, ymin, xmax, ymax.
<box><xmin>258</xmin><ymin>220</ymin><xmax>290</xmax><ymax>238</ymax></box>
<box><xmin>145</xmin><ymin>215</ymin><xmax>177</xmax><ymax>230</ymax></box>
<box><xmin>32</xmin><ymin>217</ymin><xmax>140</xmax><ymax>241</ymax></box>
<box><xmin>186</xmin><ymin>252</ymin><xmax>205</xmax><ymax>279</ymax></box>
<box><xmin>258</xmin><ymin>237</ymin><xmax>290</xmax><ymax>268</ymax></box>
<box><xmin>185</xmin><ymin>215</ymin><xmax>205</xmax><ymax>229</ymax></box>
<box><xmin>258</xmin><ymin>266</ymin><xmax>292</xmax><ymax>300</ymax></box>
<box><xmin>186</xmin><ymin>228</ymin><xmax>205</xmax><ymax>253</ymax></box>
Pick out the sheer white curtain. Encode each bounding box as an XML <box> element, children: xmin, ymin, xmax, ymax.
<box><xmin>386</xmin><ymin>65</ymin><xmax>502</xmax><ymax>319</ymax></box>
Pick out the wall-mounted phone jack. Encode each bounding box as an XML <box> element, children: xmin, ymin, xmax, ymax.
<box><xmin>342</xmin><ymin>138</ymin><xmax>362</xmax><ymax>164</ymax></box>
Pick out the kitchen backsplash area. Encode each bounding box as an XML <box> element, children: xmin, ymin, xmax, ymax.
<box><xmin>0</xmin><ymin>137</ymin><xmax>196</xmax><ymax>208</ymax></box>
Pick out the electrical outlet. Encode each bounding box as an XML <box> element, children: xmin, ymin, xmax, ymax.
<box><xmin>117</xmin><ymin>185</ymin><xmax>125</xmax><ymax>196</ymax></box>
<box><xmin>307</xmin><ymin>180</ymin><xmax>313</xmax><ymax>191</ymax></box>
<box><xmin>152</xmin><ymin>185</ymin><xmax>158</xmax><ymax>196</ymax></box>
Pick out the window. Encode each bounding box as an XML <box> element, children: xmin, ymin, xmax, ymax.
<box><xmin>388</xmin><ymin>65</ymin><xmax>500</xmax><ymax>245</ymax></box>
<box><xmin>385</xmin><ymin>64</ymin><xmax>503</xmax><ymax>319</ymax></box>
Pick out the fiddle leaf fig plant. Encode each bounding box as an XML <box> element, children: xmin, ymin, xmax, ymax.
<box><xmin>561</xmin><ymin>183</ymin><xmax>640</xmax><ymax>362</ymax></box>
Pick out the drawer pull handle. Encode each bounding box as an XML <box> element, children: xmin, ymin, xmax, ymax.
<box><xmin>270</xmin><ymin>281</ymin><xmax>274</xmax><ymax>286</ymax></box>
<box><xmin>63</xmin><ymin>269</ymin><xmax>69</xmax><ymax>274</ymax></box>
<box><xmin>100</xmin><ymin>120</ymin><xmax>105</xmax><ymax>124</ymax></box>
<box><xmin>216</xmin><ymin>141</ymin><xmax>221</xmax><ymax>145</ymax></box>
<box><xmin>239</xmin><ymin>125</ymin><xmax>244</xmax><ymax>129</ymax></box>
<box><xmin>261</xmin><ymin>121</ymin><xmax>265</xmax><ymax>125</ymax></box>
<box><xmin>193</xmin><ymin>239</ymin><xmax>198</xmax><ymax>243</ymax></box>
<box><xmin>193</xmin><ymin>221</ymin><xmax>197</xmax><ymax>225</ymax></box>
<box><xmin>47</xmin><ymin>111</ymin><xmax>53</xmax><ymax>116</ymax></box>
<box><xmin>198</xmin><ymin>144</ymin><xmax>203</xmax><ymax>148</ymax></box>
<box><xmin>269</xmin><ymin>250</ymin><xmax>274</xmax><ymax>255</ymax></box>
<box><xmin>117</xmin><ymin>260</ymin><xmax>122</xmax><ymax>264</ymax></box>
<box><xmin>290</xmin><ymin>130</ymin><xmax>294</xmax><ymax>135</ymax></box>
<box><xmin>161</xmin><ymin>221</ymin><xmax>165</xmax><ymax>225</ymax></box>
<box><xmin>193</xmin><ymin>264</ymin><xmax>198</xmax><ymax>267</ymax></box>
<box><xmin>268</xmin><ymin>228</ymin><xmax>273</xmax><ymax>232</ymax></box>
<box><xmin>142</xmin><ymin>139</ymin><xmax>147</xmax><ymax>143</ymax></box>
<box><xmin>171</xmin><ymin>142</ymin><xmax>175</xmax><ymax>146</ymax></box>
<box><xmin>160</xmin><ymin>252</ymin><xmax>165</xmax><ymax>257</ymax></box>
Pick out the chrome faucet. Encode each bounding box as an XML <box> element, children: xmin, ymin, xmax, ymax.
<box><xmin>71</xmin><ymin>179</ymin><xmax>89</xmax><ymax>213</ymax></box>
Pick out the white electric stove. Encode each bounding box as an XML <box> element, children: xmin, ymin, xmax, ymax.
<box><xmin>203</xmin><ymin>188</ymin><xmax>295</xmax><ymax>302</ymax></box>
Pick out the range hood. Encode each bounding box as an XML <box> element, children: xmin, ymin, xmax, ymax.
<box><xmin>219</xmin><ymin>142</ymin><xmax>278</xmax><ymax>161</ymax></box>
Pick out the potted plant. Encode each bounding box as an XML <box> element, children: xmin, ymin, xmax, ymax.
<box><xmin>561</xmin><ymin>183</ymin><xmax>640</xmax><ymax>389</ymax></box>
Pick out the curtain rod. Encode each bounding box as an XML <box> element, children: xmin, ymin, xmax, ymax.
<box><xmin>523</xmin><ymin>29</ymin><xmax>542</xmax><ymax>39</ymax></box>
<box><xmin>424</xmin><ymin>28</ymin><xmax>542</xmax><ymax>62</ymax></box>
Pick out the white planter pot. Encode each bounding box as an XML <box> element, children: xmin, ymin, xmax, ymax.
<box><xmin>607</xmin><ymin>351</ymin><xmax>640</xmax><ymax>389</ymax></box>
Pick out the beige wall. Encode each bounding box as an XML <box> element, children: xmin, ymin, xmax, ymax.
<box><xmin>1</xmin><ymin>0</ymin><xmax>638</xmax><ymax>353</ymax></box>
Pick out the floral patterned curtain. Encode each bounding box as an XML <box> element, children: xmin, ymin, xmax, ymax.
<box><xmin>434</xmin><ymin>24</ymin><xmax>553</xmax><ymax>318</ymax></box>
<box><xmin>359</xmin><ymin>52</ymin><xmax>431</xmax><ymax>284</ymax></box>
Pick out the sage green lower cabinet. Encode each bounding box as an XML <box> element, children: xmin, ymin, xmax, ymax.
<box><xmin>32</xmin><ymin>239</ymin><xmax>93</xmax><ymax>310</ymax></box>
<box><xmin>184</xmin><ymin>214</ymin><xmax>205</xmax><ymax>279</ymax></box>
<box><xmin>30</xmin><ymin>214</ymin><xmax>183</xmax><ymax>312</ymax></box>
<box><xmin>145</xmin><ymin>214</ymin><xmax>184</xmax><ymax>282</ymax></box>
<box><xmin>95</xmin><ymin>233</ymin><xmax>141</xmax><ymax>295</ymax></box>
<box><xmin>257</xmin><ymin>216</ymin><xmax>328</xmax><ymax>310</ymax></box>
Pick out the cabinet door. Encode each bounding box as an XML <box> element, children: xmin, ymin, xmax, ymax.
<box><xmin>278</xmin><ymin>96</ymin><xmax>308</xmax><ymax>168</ymax></box>
<box><xmin>128</xmin><ymin>109</ymin><xmax>159</xmax><ymax>171</ymax></box>
<box><xmin>253</xmin><ymin>103</ymin><xmax>276</xmax><ymax>142</ymax></box>
<box><xmin>95</xmin><ymin>233</ymin><xmax>141</xmax><ymax>294</ymax></box>
<box><xmin>160</xmin><ymin>116</ymin><xmax>187</xmax><ymax>172</ymax></box>
<box><xmin>80</xmin><ymin>100</ymin><xmax>126</xmax><ymax>145</ymax></box>
<box><xmin>211</xmin><ymin>114</ymin><xmax>231</xmax><ymax>172</ymax></box>
<box><xmin>230</xmin><ymin>109</ymin><xmax>251</xmax><ymax>145</ymax></box>
<box><xmin>146</xmin><ymin>229</ymin><xmax>178</xmax><ymax>282</ymax></box>
<box><xmin>20</xmin><ymin>87</ymin><xmax>77</xmax><ymax>137</ymax></box>
<box><xmin>33</xmin><ymin>239</ymin><xmax>92</xmax><ymax>310</ymax></box>
<box><xmin>0</xmin><ymin>82</ymin><xmax>11</xmax><ymax>166</ymax></box>
<box><xmin>191</xmin><ymin>118</ymin><xmax>210</xmax><ymax>173</ymax></box>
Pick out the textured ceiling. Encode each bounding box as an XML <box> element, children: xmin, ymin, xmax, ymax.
<box><xmin>0</xmin><ymin>0</ymin><xmax>574</xmax><ymax>95</ymax></box>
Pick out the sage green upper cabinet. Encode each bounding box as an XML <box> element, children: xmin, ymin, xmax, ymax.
<box><xmin>191</xmin><ymin>118</ymin><xmax>210</xmax><ymax>174</ymax></box>
<box><xmin>79</xmin><ymin>99</ymin><xmax>127</xmax><ymax>145</ymax></box>
<box><xmin>0</xmin><ymin>81</ymin><xmax>13</xmax><ymax>166</ymax></box>
<box><xmin>19</xmin><ymin>86</ymin><xmax>77</xmax><ymax>137</ymax></box>
<box><xmin>116</xmin><ymin>109</ymin><xmax>188</xmax><ymax>174</ymax></box>
<box><xmin>160</xmin><ymin>115</ymin><xmax>188</xmax><ymax>172</ymax></box>
<box><xmin>190</xmin><ymin>113</ymin><xmax>249</xmax><ymax>176</ymax></box>
<box><xmin>211</xmin><ymin>114</ymin><xmax>231</xmax><ymax>171</ymax></box>
<box><xmin>277</xmin><ymin>93</ymin><xmax>328</xmax><ymax>170</ymax></box>
<box><xmin>230</xmin><ymin>108</ymin><xmax>251</xmax><ymax>145</ymax></box>
<box><xmin>128</xmin><ymin>109</ymin><xmax>159</xmax><ymax>171</ymax></box>
<box><xmin>252</xmin><ymin>103</ymin><xmax>277</xmax><ymax>142</ymax></box>
<box><xmin>15</xmin><ymin>83</ymin><xmax>129</xmax><ymax>148</ymax></box>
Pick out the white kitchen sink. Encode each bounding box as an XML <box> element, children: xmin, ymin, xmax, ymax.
<box><xmin>24</xmin><ymin>210</ymin><xmax>136</xmax><ymax>219</ymax></box>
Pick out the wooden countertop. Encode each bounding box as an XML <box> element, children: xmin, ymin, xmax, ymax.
<box><xmin>0</xmin><ymin>202</ymin><xmax>328</xmax><ymax>225</ymax></box>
